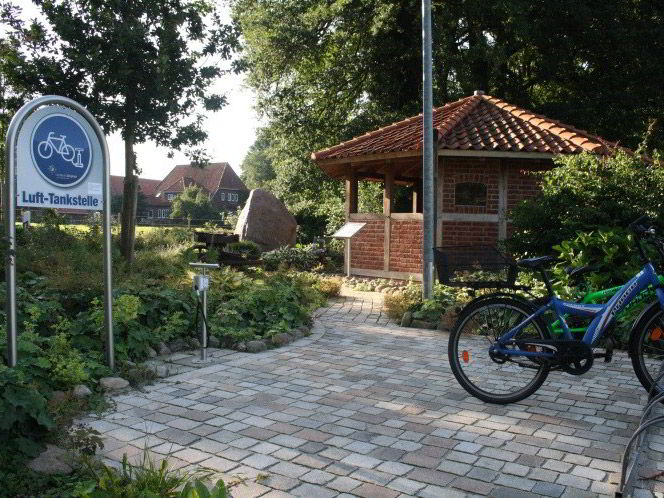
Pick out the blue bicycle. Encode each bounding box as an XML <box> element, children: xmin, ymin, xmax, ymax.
<box><xmin>448</xmin><ymin>216</ymin><xmax>664</xmax><ymax>404</ymax></box>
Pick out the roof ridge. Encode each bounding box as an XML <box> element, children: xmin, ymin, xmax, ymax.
<box><xmin>311</xmin><ymin>95</ymin><xmax>476</xmax><ymax>160</ymax></box>
<box><xmin>485</xmin><ymin>96</ymin><xmax>615</xmax><ymax>153</ymax></box>
<box><xmin>435</xmin><ymin>95</ymin><xmax>483</xmax><ymax>143</ymax></box>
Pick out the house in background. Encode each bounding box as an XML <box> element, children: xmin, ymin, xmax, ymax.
<box><xmin>110</xmin><ymin>176</ymin><xmax>171</xmax><ymax>220</ymax></box>
<box><xmin>110</xmin><ymin>162</ymin><xmax>249</xmax><ymax>221</ymax></box>
<box><xmin>312</xmin><ymin>92</ymin><xmax>624</xmax><ymax>281</ymax></box>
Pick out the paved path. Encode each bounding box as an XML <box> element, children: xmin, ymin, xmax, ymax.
<box><xmin>83</xmin><ymin>292</ymin><xmax>664</xmax><ymax>497</ymax></box>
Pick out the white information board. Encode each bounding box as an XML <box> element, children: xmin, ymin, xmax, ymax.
<box><xmin>16</xmin><ymin>105</ymin><xmax>103</xmax><ymax>210</ymax></box>
<box><xmin>332</xmin><ymin>222</ymin><xmax>366</xmax><ymax>239</ymax></box>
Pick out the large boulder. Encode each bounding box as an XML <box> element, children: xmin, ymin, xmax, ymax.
<box><xmin>234</xmin><ymin>189</ymin><xmax>297</xmax><ymax>250</ymax></box>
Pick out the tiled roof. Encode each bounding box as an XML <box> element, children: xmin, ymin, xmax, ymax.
<box><xmin>312</xmin><ymin>94</ymin><xmax>620</xmax><ymax>161</ymax></box>
<box><xmin>110</xmin><ymin>176</ymin><xmax>170</xmax><ymax>206</ymax></box>
<box><xmin>155</xmin><ymin>162</ymin><xmax>247</xmax><ymax>197</ymax></box>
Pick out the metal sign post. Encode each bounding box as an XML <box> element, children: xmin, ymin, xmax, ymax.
<box><xmin>190</xmin><ymin>262</ymin><xmax>219</xmax><ymax>363</ymax></box>
<box><xmin>5</xmin><ymin>95</ymin><xmax>113</xmax><ymax>368</ymax></box>
<box><xmin>421</xmin><ymin>0</ymin><xmax>435</xmax><ymax>299</ymax></box>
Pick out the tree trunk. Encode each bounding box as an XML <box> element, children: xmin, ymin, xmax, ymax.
<box><xmin>120</xmin><ymin>136</ymin><xmax>138</xmax><ymax>265</ymax></box>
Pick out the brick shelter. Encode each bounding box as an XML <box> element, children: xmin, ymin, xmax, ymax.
<box><xmin>312</xmin><ymin>92</ymin><xmax>619</xmax><ymax>280</ymax></box>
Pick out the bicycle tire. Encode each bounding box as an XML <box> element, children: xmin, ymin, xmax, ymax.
<box><xmin>448</xmin><ymin>296</ymin><xmax>551</xmax><ymax>404</ymax></box>
<box><xmin>37</xmin><ymin>141</ymin><xmax>53</xmax><ymax>159</ymax></box>
<box><xmin>629</xmin><ymin>301</ymin><xmax>664</xmax><ymax>395</ymax></box>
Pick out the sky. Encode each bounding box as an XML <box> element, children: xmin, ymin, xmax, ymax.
<box><xmin>15</xmin><ymin>1</ymin><xmax>261</xmax><ymax>180</ymax></box>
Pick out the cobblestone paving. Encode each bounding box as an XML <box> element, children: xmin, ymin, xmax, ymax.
<box><xmin>82</xmin><ymin>292</ymin><xmax>664</xmax><ymax>497</ymax></box>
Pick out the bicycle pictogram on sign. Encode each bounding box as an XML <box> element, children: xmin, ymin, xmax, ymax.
<box><xmin>37</xmin><ymin>132</ymin><xmax>85</xmax><ymax>168</ymax></box>
<box><xmin>30</xmin><ymin>113</ymin><xmax>92</xmax><ymax>187</ymax></box>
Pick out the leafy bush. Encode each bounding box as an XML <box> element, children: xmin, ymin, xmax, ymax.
<box><xmin>508</xmin><ymin>151</ymin><xmax>664</xmax><ymax>255</ymax></box>
<box><xmin>311</xmin><ymin>276</ymin><xmax>342</xmax><ymax>297</ymax></box>
<box><xmin>73</xmin><ymin>451</ymin><xmax>229</xmax><ymax>498</ymax></box>
<box><xmin>211</xmin><ymin>272</ymin><xmax>323</xmax><ymax>344</ymax></box>
<box><xmin>227</xmin><ymin>240</ymin><xmax>261</xmax><ymax>259</ymax></box>
<box><xmin>134</xmin><ymin>227</ymin><xmax>193</xmax><ymax>251</ymax></box>
<box><xmin>262</xmin><ymin>245</ymin><xmax>321</xmax><ymax>271</ymax></box>
<box><xmin>383</xmin><ymin>279</ymin><xmax>423</xmax><ymax>320</ymax></box>
<box><xmin>0</xmin><ymin>365</ymin><xmax>54</xmax><ymax>456</ymax></box>
<box><xmin>551</xmin><ymin>228</ymin><xmax>642</xmax><ymax>291</ymax></box>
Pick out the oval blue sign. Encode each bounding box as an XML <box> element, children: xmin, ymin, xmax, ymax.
<box><xmin>30</xmin><ymin>114</ymin><xmax>92</xmax><ymax>187</ymax></box>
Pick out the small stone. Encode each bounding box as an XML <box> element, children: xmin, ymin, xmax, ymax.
<box><xmin>125</xmin><ymin>360</ymin><xmax>136</xmax><ymax>367</ymax></box>
<box><xmin>410</xmin><ymin>319</ymin><xmax>437</xmax><ymax>329</ymax></box>
<box><xmin>401</xmin><ymin>312</ymin><xmax>413</xmax><ymax>327</ymax></box>
<box><xmin>246</xmin><ymin>340</ymin><xmax>267</xmax><ymax>353</ymax></box>
<box><xmin>189</xmin><ymin>337</ymin><xmax>201</xmax><ymax>349</ymax></box>
<box><xmin>146</xmin><ymin>347</ymin><xmax>157</xmax><ymax>358</ymax></box>
<box><xmin>51</xmin><ymin>390</ymin><xmax>67</xmax><ymax>403</ymax></box>
<box><xmin>28</xmin><ymin>445</ymin><xmax>73</xmax><ymax>475</ymax></box>
<box><xmin>72</xmin><ymin>385</ymin><xmax>92</xmax><ymax>398</ymax></box>
<box><xmin>290</xmin><ymin>329</ymin><xmax>304</xmax><ymax>340</ymax></box>
<box><xmin>168</xmin><ymin>338</ymin><xmax>187</xmax><ymax>352</ymax></box>
<box><xmin>208</xmin><ymin>336</ymin><xmax>220</xmax><ymax>348</ymax></box>
<box><xmin>157</xmin><ymin>342</ymin><xmax>171</xmax><ymax>356</ymax></box>
<box><xmin>99</xmin><ymin>377</ymin><xmax>130</xmax><ymax>391</ymax></box>
<box><xmin>236</xmin><ymin>342</ymin><xmax>247</xmax><ymax>352</ymax></box>
<box><xmin>271</xmin><ymin>333</ymin><xmax>292</xmax><ymax>347</ymax></box>
<box><xmin>153</xmin><ymin>365</ymin><xmax>169</xmax><ymax>378</ymax></box>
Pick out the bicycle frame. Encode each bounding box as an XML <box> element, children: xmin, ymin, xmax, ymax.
<box><xmin>491</xmin><ymin>262</ymin><xmax>664</xmax><ymax>360</ymax></box>
<box><xmin>549</xmin><ymin>275</ymin><xmax>664</xmax><ymax>335</ymax></box>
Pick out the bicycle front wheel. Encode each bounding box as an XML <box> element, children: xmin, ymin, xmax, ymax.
<box><xmin>448</xmin><ymin>296</ymin><xmax>551</xmax><ymax>404</ymax></box>
<box><xmin>629</xmin><ymin>302</ymin><xmax>664</xmax><ymax>396</ymax></box>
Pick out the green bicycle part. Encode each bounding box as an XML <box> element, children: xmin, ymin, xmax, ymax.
<box><xmin>549</xmin><ymin>275</ymin><xmax>664</xmax><ymax>335</ymax></box>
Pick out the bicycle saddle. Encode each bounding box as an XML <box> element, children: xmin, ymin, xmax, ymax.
<box><xmin>516</xmin><ymin>255</ymin><xmax>557</xmax><ymax>269</ymax></box>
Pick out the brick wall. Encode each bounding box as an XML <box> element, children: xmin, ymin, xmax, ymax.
<box><xmin>350</xmin><ymin>220</ymin><xmax>384</xmax><ymax>270</ymax></box>
<box><xmin>442</xmin><ymin>158</ymin><xmax>500</xmax><ymax>214</ymax></box>
<box><xmin>505</xmin><ymin>159</ymin><xmax>550</xmax><ymax>212</ymax></box>
<box><xmin>441</xmin><ymin>221</ymin><xmax>499</xmax><ymax>246</ymax></box>
<box><xmin>389</xmin><ymin>220</ymin><xmax>423</xmax><ymax>273</ymax></box>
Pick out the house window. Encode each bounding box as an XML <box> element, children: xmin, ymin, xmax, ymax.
<box><xmin>220</xmin><ymin>192</ymin><xmax>225</xmax><ymax>201</ymax></box>
<box><xmin>455</xmin><ymin>182</ymin><xmax>487</xmax><ymax>207</ymax></box>
<box><xmin>156</xmin><ymin>208</ymin><xmax>170</xmax><ymax>218</ymax></box>
<box><xmin>229</xmin><ymin>193</ymin><xmax>238</xmax><ymax>202</ymax></box>
<box><xmin>166</xmin><ymin>193</ymin><xmax>176</xmax><ymax>201</ymax></box>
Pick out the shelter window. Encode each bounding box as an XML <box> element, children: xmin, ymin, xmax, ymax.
<box><xmin>220</xmin><ymin>192</ymin><xmax>225</xmax><ymax>201</ymax></box>
<box><xmin>455</xmin><ymin>182</ymin><xmax>487</xmax><ymax>207</ymax></box>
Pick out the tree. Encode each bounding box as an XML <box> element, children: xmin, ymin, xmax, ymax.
<box><xmin>5</xmin><ymin>0</ymin><xmax>238</xmax><ymax>264</ymax></box>
<box><xmin>169</xmin><ymin>185</ymin><xmax>220</xmax><ymax>222</ymax></box>
<box><xmin>232</xmin><ymin>0</ymin><xmax>664</xmax><ymax>237</ymax></box>
<box><xmin>240</xmin><ymin>128</ymin><xmax>276</xmax><ymax>190</ymax></box>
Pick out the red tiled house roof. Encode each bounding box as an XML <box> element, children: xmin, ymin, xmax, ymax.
<box><xmin>110</xmin><ymin>175</ymin><xmax>170</xmax><ymax>207</ymax></box>
<box><xmin>155</xmin><ymin>162</ymin><xmax>247</xmax><ymax>197</ymax></box>
<box><xmin>312</xmin><ymin>94</ymin><xmax>622</xmax><ymax>163</ymax></box>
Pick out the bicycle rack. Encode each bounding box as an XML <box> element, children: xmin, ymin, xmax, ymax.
<box><xmin>615</xmin><ymin>363</ymin><xmax>664</xmax><ymax>497</ymax></box>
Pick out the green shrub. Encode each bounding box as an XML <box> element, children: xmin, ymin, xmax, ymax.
<box><xmin>262</xmin><ymin>245</ymin><xmax>325</xmax><ymax>271</ymax></box>
<box><xmin>134</xmin><ymin>227</ymin><xmax>193</xmax><ymax>251</ymax></box>
<box><xmin>211</xmin><ymin>273</ymin><xmax>323</xmax><ymax>344</ymax></box>
<box><xmin>508</xmin><ymin>151</ymin><xmax>664</xmax><ymax>255</ymax></box>
<box><xmin>311</xmin><ymin>276</ymin><xmax>342</xmax><ymax>297</ymax></box>
<box><xmin>0</xmin><ymin>365</ymin><xmax>54</xmax><ymax>456</ymax></box>
<box><xmin>47</xmin><ymin>333</ymin><xmax>89</xmax><ymax>389</ymax></box>
<box><xmin>75</xmin><ymin>452</ymin><xmax>228</xmax><ymax>497</ymax></box>
<box><xmin>227</xmin><ymin>240</ymin><xmax>261</xmax><ymax>259</ymax></box>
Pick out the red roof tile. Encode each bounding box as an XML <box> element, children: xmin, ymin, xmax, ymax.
<box><xmin>110</xmin><ymin>176</ymin><xmax>170</xmax><ymax>206</ymax></box>
<box><xmin>312</xmin><ymin>94</ymin><xmax>621</xmax><ymax>161</ymax></box>
<box><xmin>155</xmin><ymin>162</ymin><xmax>247</xmax><ymax>197</ymax></box>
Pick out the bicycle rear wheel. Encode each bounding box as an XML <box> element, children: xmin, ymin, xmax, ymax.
<box><xmin>448</xmin><ymin>296</ymin><xmax>551</xmax><ymax>404</ymax></box>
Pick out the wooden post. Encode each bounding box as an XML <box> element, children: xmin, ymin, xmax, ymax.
<box><xmin>498</xmin><ymin>160</ymin><xmax>508</xmax><ymax>240</ymax></box>
<box><xmin>345</xmin><ymin>170</ymin><xmax>358</xmax><ymax>219</ymax></box>
<box><xmin>384</xmin><ymin>167</ymin><xmax>394</xmax><ymax>271</ymax></box>
<box><xmin>345</xmin><ymin>168</ymin><xmax>358</xmax><ymax>277</ymax></box>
